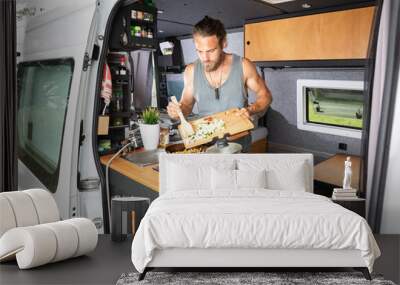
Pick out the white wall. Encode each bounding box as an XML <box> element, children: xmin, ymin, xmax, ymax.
<box><xmin>380</xmin><ymin>70</ymin><xmax>400</xmax><ymax>234</ymax></box>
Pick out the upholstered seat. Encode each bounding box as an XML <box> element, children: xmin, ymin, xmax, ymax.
<box><xmin>0</xmin><ymin>189</ymin><xmax>98</xmax><ymax>269</ymax></box>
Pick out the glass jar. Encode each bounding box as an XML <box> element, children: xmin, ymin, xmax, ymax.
<box><xmin>137</xmin><ymin>11</ymin><xmax>144</xmax><ymax>20</ymax></box>
<box><xmin>131</xmin><ymin>9</ymin><xmax>137</xmax><ymax>19</ymax></box>
<box><xmin>147</xmin><ymin>28</ymin><xmax>153</xmax><ymax>38</ymax></box>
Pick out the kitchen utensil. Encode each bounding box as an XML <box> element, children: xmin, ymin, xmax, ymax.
<box><xmin>170</xmin><ymin>96</ymin><xmax>194</xmax><ymax>136</ymax></box>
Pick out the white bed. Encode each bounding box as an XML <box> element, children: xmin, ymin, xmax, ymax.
<box><xmin>131</xmin><ymin>154</ymin><xmax>380</xmax><ymax>280</ymax></box>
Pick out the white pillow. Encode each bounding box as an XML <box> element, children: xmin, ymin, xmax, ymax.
<box><xmin>211</xmin><ymin>168</ymin><xmax>236</xmax><ymax>190</ymax></box>
<box><xmin>266</xmin><ymin>162</ymin><xmax>308</xmax><ymax>191</ymax></box>
<box><xmin>167</xmin><ymin>160</ymin><xmax>235</xmax><ymax>192</ymax></box>
<box><xmin>211</xmin><ymin>169</ymin><xmax>267</xmax><ymax>190</ymax></box>
<box><xmin>236</xmin><ymin>169</ymin><xmax>267</xmax><ymax>189</ymax></box>
<box><xmin>237</xmin><ymin>159</ymin><xmax>309</xmax><ymax>191</ymax></box>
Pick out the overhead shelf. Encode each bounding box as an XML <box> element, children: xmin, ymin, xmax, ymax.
<box><xmin>109</xmin><ymin>1</ymin><xmax>158</xmax><ymax>51</ymax></box>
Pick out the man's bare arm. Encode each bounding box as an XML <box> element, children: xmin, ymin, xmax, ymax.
<box><xmin>166</xmin><ymin>64</ymin><xmax>195</xmax><ymax>119</ymax></box>
<box><xmin>180</xmin><ymin>64</ymin><xmax>196</xmax><ymax>116</ymax></box>
<box><xmin>241</xmin><ymin>58</ymin><xmax>272</xmax><ymax>117</ymax></box>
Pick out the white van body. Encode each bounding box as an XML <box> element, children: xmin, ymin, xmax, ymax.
<box><xmin>17</xmin><ymin>0</ymin><xmax>121</xmax><ymax>233</ymax></box>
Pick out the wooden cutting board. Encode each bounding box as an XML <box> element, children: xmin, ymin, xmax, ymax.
<box><xmin>178</xmin><ymin>108</ymin><xmax>254</xmax><ymax>149</ymax></box>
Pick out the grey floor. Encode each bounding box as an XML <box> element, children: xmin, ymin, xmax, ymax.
<box><xmin>0</xmin><ymin>235</ymin><xmax>399</xmax><ymax>285</ymax></box>
<box><xmin>0</xmin><ymin>235</ymin><xmax>134</xmax><ymax>285</ymax></box>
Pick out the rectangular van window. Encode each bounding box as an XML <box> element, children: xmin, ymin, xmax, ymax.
<box><xmin>297</xmin><ymin>79</ymin><xmax>363</xmax><ymax>139</ymax></box>
<box><xmin>306</xmin><ymin>87</ymin><xmax>364</xmax><ymax>130</ymax></box>
<box><xmin>17</xmin><ymin>58</ymin><xmax>74</xmax><ymax>192</ymax></box>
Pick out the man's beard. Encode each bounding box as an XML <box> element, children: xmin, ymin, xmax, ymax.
<box><xmin>204</xmin><ymin>62</ymin><xmax>217</xmax><ymax>72</ymax></box>
<box><xmin>203</xmin><ymin>53</ymin><xmax>225</xmax><ymax>72</ymax></box>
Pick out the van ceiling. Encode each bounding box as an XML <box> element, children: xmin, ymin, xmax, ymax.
<box><xmin>154</xmin><ymin>0</ymin><xmax>376</xmax><ymax>38</ymax></box>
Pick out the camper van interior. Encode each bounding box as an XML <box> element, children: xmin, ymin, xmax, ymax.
<box><xmin>1</xmin><ymin>0</ymin><xmax>399</xmax><ymax>284</ymax></box>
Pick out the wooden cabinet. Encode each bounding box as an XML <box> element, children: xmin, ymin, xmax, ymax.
<box><xmin>332</xmin><ymin>198</ymin><xmax>366</xmax><ymax>217</ymax></box>
<box><xmin>244</xmin><ymin>6</ymin><xmax>375</xmax><ymax>62</ymax></box>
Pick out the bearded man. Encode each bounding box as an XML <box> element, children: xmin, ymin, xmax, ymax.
<box><xmin>167</xmin><ymin>16</ymin><xmax>272</xmax><ymax>151</ymax></box>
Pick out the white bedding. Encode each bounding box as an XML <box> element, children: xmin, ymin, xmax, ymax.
<box><xmin>131</xmin><ymin>190</ymin><xmax>380</xmax><ymax>273</ymax></box>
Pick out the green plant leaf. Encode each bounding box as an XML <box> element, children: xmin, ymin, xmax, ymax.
<box><xmin>141</xmin><ymin>107</ymin><xmax>160</xmax><ymax>124</ymax></box>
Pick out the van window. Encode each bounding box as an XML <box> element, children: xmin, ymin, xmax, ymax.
<box><xmin>17</xmin><ymin>58</ymin><xmax>74</xmax><ymax>192</ymax></box>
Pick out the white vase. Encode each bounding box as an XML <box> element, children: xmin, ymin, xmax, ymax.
<box><xmin>139</xmin><ymin>123</ymin><xmax>160</xmax><ymax>150</ymax></box>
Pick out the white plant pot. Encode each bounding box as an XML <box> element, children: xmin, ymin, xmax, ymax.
<box><xmin>139</xmin><ymin>123</ymin><xmax>160</xmax><ymax>150</ymax></box>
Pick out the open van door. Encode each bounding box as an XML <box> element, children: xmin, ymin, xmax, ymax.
<box><xmin>17</xmin><ymin>0</ymin><xmax>100</xmax><ymax>225</ymax></box>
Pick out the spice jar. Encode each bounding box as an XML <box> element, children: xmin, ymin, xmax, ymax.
<box><xmin>141</xmin><ymin>28</ymin><xmax>147</xmax><ymax>38</ymax></box>
<box><xmin>147</xmin><ymin>28</ymin><xmax>153</xmax><ymax>38</ymax></box>
<box><xmin>134</xmin><ymin>26</ymin><xmax>141</xmax><ymax>37</ymax></box>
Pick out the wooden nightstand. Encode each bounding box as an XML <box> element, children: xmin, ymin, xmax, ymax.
<box><xmin>331</xmin><ymin>197</ymin><xmax>366</xmax><ymax>217</ymax></box>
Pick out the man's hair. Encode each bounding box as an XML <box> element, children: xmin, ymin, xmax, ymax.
<box><xmin>193</xmin><ymin>16</ymin><xmax>227</xmax><ymax>47</ymax></box>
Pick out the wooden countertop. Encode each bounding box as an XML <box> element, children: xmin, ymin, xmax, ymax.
<box><xmin>314</xmin><ymin>154</ymin><xmax>360</xmax><ymax>189</ymax></box>
<box><xmin>100</xmin><ymin>152</ymin><xmax>159</xmax><ymax>192</ymax></box>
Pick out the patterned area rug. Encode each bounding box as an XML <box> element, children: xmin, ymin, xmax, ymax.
<box><xmin>116</xmin><ymin>271</ymin><xmax>396</xmax><ymax>285</ymax></box>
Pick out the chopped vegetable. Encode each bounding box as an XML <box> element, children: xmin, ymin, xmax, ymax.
<box><xmin>188</xmin><ymin>118</ymin><xmax>225</xmax><ymax>142</ymax></box>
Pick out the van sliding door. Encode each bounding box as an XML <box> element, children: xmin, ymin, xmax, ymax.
<box><xmin>17</xmin><ymin>0</ymin><xmax>97</xmax><ymax>222</ymax></box>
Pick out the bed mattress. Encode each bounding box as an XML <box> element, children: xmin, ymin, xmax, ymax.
<box><xmin>131</xmin><ymin>190</ymin><xmax>380</xmax><ymax>273</ymax></box>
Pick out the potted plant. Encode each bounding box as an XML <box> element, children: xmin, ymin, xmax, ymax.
<box><xmin>139</xmin><ymin>107</ymin><xmax>160</xmax><ymax>150</ymax></box>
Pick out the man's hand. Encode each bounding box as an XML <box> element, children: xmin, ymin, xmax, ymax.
<box><xmin>236</xmin><ymin>107</ymin><xmax>251</xmax><ymax>119</ymax></box>
<box><xmin>166</xmin><ymin>64</ymin><xmax>196</xmax><ymax>120</ymax></box>
<box><xmin>167</xmin><ymin>100</ymin><xmax>182</xmax><ymax>120</ymax></box>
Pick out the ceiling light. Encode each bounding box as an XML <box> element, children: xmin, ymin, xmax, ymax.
<box><xmin>259</xmin><ymin>0</ymin><xmax>296</xmax><ymax>4</ymax></box>
<box><xmin>157</xmin><ymin>9</ymin><xmax>164</xmax><ymax>14</ymax></box>
<box><xmin>158</xmin><ymin>30</ymin><xmax>164</xmax><ymax>33</ymax></box>
<box><xmin>302</xmin><ymin>3</ymin><xmax>311</xmax><ymax>8</ymax></box>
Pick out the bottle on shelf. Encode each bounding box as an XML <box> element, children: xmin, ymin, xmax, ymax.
<box><xmin>141</xmin><ymin>28</ymin><xmax>148</xmax><ymax>38</ymax></box>
<box><xmin>112</xmin><ymin>86</ymin><xmax>123</xmax><ymax>112</ymax></box>
<box><xmin>119</xmin><ymin>56</ymin><xmax>127</xmax><ymax>76</ymax></box>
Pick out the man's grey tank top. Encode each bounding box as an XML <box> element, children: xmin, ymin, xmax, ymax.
<box><xmin>193</xmin><ymin>53</ymin><xmax>247</xmax><ymax>116</ymax></box>
<box><xmin>193</xmin><ymin>53</ymin><xmax>251</xmax><ymax>152</ymax></box>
